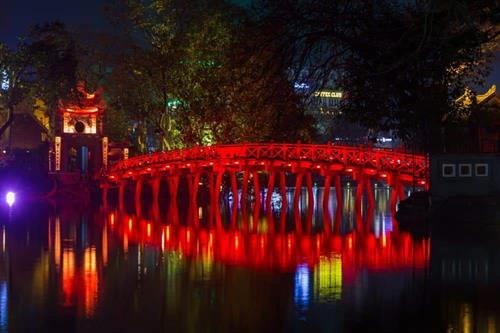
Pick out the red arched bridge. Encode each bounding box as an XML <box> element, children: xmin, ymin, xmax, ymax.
<box><xmin>100</xmin><ymin>143</ymin><xmax>428</xmax><ymax>214</ymax></box>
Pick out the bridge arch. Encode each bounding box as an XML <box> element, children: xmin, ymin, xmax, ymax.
<box><xmin>100</xmin><ymin>143</ymin><xmax>428</xmax><ymax>217</ymax></box>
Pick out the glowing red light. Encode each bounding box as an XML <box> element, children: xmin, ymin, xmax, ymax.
<box><xmin>107</xmin><ymin>144</ymin><xmax>429</xmax><ymax>197</ymax></box>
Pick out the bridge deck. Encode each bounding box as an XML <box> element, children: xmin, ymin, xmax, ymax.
<box><xmin>104</xmin><ymin>143</ymin><xmax>428</xmax><ymax>185</ymax></box>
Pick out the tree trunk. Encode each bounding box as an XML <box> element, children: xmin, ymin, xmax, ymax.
<box><xmin>0</xmin><ymin>105</ymin><xmax>15</xmax><ymax>141</ymax></box>
<box><xmin>137</xmin><ymin>122</ymin><xmax>147</xmax><ymax>153</ymax></box>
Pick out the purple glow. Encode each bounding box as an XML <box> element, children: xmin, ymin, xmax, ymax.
<box><xmin>5</xmin><ymin>192</ymin><xmax>15</xmax><ymax>207</ymax></box>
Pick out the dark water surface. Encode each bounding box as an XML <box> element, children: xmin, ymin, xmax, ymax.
<box><xmin>0</xmin><ymin>188</ymin><xmax>499</xmax><ymax>333</ymax></box>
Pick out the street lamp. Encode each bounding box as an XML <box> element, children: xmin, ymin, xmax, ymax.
<box><xmin>5</xmin><ymin>192</ymin><xmax>15</xmax><ymax>208</ymax></box>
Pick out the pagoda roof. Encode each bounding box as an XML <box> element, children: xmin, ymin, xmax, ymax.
<box><xmin>59</xmin><ymin>84</ymin><xmax>105</xmax><ymax>114</ymax></box>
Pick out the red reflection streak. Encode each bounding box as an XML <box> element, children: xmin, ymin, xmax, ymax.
<box><xmin>59</xmin><ymin>246</ymin><xmax>99</xmax><ymax>317</ymax></box>
<box><xmin>62</xmin><ymin>248</ymin><xmax>75</xmax><ymax>306</ymax></box>
<box><xmin>111</xmin><ymin>213</ymin><xmax>429</xmax><ymax>282</ymax></box>
<box><xmin>83</xmin><ymin>247</ymin><xmax>98</xmax><ymax>317</ymax></box>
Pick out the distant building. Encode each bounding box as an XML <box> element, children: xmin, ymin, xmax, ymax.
<box><xmin>49</xmin><ymin>84</ymin><xmax>130</xmax><ymax>183</ymax></box>
<box><xmin>431</xmin><ymin>85</ymin><xmax>500</xmax><ymax>198</ymax></box>
<box><xmin>0</xmin><ymin>99</ymin><xmax>50</xmax><ymax>151</ymax></box>
<box><xmin>300</xmin><ymin>86</ymin><xmax>400</xmax><ymax>147</ymax></box>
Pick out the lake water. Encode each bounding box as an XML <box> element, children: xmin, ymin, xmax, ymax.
<box><xmin>0</xmin><ymin>187</ymin><xmax>499</xmax><ymax>332</ymax></box>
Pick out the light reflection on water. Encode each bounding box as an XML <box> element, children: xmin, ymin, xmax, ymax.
<box><xmin>294</xmin><ymin>263</ymin><xmax>310</xmax><ymax>320</ymax></box>
<box><xmin>0</xmin><ymin>282</ymin><xmax>6</xmax><ymax>333</ymax></box>
<box><xmin>0</xmin><ymin>187</ymin><xmax>498</xmax><ymax>332</ymax></box>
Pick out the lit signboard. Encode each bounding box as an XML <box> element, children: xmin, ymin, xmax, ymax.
<box><xmin>313</xmin><ymin>91</ymin><xmax>343</xmax><ymax>98</ymax></box>
<box><xmin>55</xmin><ymin>136</ymin><xmax>61</xmax><ymax>171</ymax></box>
<box><xmin>1</xmin><ymin>71</ymin><xmax>9</xmax><ymax>90</ymax></box>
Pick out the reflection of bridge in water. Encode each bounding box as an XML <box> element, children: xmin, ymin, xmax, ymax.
<box><xmin>100</xmin><ymin>143</ymin><xmax>429</xmax><ymax>222</ymax></box>
<box><xmin>98</xmin><ymin>143</ymin><xmax>430</xmax><ymax>290</ymax></box>
<box><xmin>104</xmin><ymin>205</ymin><xmax>430</xmax><ymax>280</ymax></box>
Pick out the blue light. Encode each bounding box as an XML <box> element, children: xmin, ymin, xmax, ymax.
<box><xmin>0</xmin><ymin>281</ymin><xmax>7</xmax><ymax>333</ymax></box>
<box><xmin>294</xmin><ymin>264</ymin><xmax>310</xmax><ymax>312</ymax></box>
<box><xmin>0</xmin><ymin>71</ymin><xmax>8</xmax><ymax>91</ymax></box>
<box><xmin>294</xmin><ymin>82</ymin><xmax>310</xmax><ymax>90</ymax></box>
<box><xmin>5</xmin><ymin>192</ymin><xmax>14</xmax><ymax>207</ymax></box>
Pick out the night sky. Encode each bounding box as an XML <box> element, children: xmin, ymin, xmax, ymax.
<box><xmin>0</xmin><ymin>0</ymin><xmax>108</xmax><ymax>45</ymax></box>
<box><xmin>0</xmin><ymin>0</ymin><xmax>498</xmax><ymax>89</ymax></box>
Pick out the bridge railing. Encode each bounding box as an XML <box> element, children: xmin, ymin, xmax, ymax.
<box><xmin>107</xmin><ymin>143</ymin><xmax>428</xmax><ymax>178</ymax></box>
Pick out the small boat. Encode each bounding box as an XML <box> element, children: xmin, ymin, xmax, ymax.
<box><xmin>396</xmin><ymin>191</ymin><xmax>431</xmax><ymax>235</ymax></box>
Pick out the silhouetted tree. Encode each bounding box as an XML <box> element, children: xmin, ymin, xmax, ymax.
<box><xmin>0</xmin><ymin>22</ymin><xmax>78</xmax><ymax>139</ymax></box>
<box><xmin>256</xmin><ymin>0</ymin><xmax>499</xmax><ymax>149</ymax></box>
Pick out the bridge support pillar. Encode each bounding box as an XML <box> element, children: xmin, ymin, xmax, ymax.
<box><xmin>186</xmin><ymin>174</ymin><xmax>200</xmax><ymax>204</ymax></box>
<box><xmin>323</xmin><ymin>174</ymin><xmax>331</xmax><ymax>213</ymax></box>
<box><xmin>293</xmin><ymin>173</ymin><xmax>303</xmax><ymax>212</ymax></box>
<box><xmin>365</xmin><ymin>177</ymin><xmax>375</xmax><ymax>208</ymax></box>
<box><xmin>241</xmin><ymin>171</ymin><xmax>249</xmax><ymax>209</ymax></box>
<box><xmin>398</xmin><ymin>182</ymin><xmax>406</xmax><ymax>201</ymax></box>
<box><xmin>166</xmin><ymin>175</ymin><xmax>180</xmax><ymax>225</ymax></box>
<box><xmin>135</xmin><ymin>177</ymin><xmax>144</xmax><ymax>216</ymax></box>
<box><xmin>266</xmin><ymin>172</ymin><xmax>276</xmax><ymax>212</ymax></box>
<box><xmin>305</xmin><ymin>172</ymin><xmax>314</xmax><ymax>233</ymax></box>
<box><xmin>305</xmin><ymin>172</ymin><xmax>314</xmax><ymax>210</ymax></box>
<box><xmin>390</xmin><ymin>184</ymin><xmax>398</xmax><ymax>211</ymax></box>
<box><xmin>214</xmin><ymin>171</ymin><xmax>223</xmax><ymax>228</ymax></box>
<box><xmin>150</xmin><ymin>177</ymin><xmax>161</xmax><ymax>211</ymax></box>
<box><xmin>323</xmin><ymin>174</ymin><xmax>332</xmax><ymax>231</ymax></box>
<box><xmin>213</xmin><ymin>171</ymin><xmax>222</xmax><ymax>205</ymax></box>
<box><xmin>279</xmin><ymin>171</ymin><xmax>287</xmax><ymax>232</ymax></box>
<box><xmin>334</xmin><ymin>175</ymin><xmax>342</xmax><ymax>207</ymax></box>
<box><xmin>252</xmin><ymin>171</ymin><xmax>260</xmax><ymax>231</ymax></box>
<box><xmin>293</xmin><ymin>173</ymin><xmax>303</xmax><ymax>234</ymax></box>
<box><xmin>167</xmin><ymin>175</ymin><xmax>180</xmax><ymax>206</ymax></box>
<box><xmin>241</xmin><ymin>171</ymin><xmax>249</xmax><ymax>231</ymax></box>
<box><xmin>118</xmin><ymin>182</ymin><xmax>126</xmax><ymax>211</ymax></box>
<box><xmin>207</xmin><ymin>172</ymin><xmax>214</xmax><ymax>227</ymax></box>
<box><xmin>389</xmin><ymin>176</ymin><xmax>401</xmax><ymax>212</ymax></box>
<box><xmin>229</xmin><ymin>171</ymin><xmax>238</xmax><ymax>204</ymax></box>
<box><xmin>389</xmin><ymin>177</ymin><xmax>406</xmax><ymax>212</ymax></box>
<box><xmin>279</xmin><ymin>171</ymin><xmax>287</xmax><ymax>209</ymax></box>
<box><xmin>355</xmin><ymin>175</ymin><xmax>364</xmax><ymax>212</ymax></box>
<box><xmin>186</xmin><ymin>173</ymin><xmax>201</xmax><ymax>225</ymax></box>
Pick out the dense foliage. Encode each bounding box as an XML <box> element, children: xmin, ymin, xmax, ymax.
<box><xmin>1</xmin><ymin>1</ymin><xmax>497</xmax><ymax>153</ymax></box>
<box><xmin>256</xmin><ymin>0</ymin><xmax>499</xmax><ymax>149</ymax></box>
<box><xmin>0</xmin><ymin>22</ymin><xmax>78</xmax><ymax>138</ymax></box>
<box><xmin>82</xmin><ymin>0</ymin><xmax>314</xmax><ymax>152</ymax></box>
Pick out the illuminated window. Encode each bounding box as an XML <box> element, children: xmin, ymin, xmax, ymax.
<box><xmin>442</xmin><ymin>164</ymin><xmax>455</xmax><ymax>177</ymax></box>
<box><xmin>63</xmin><ymin>114</ymin><xmax>97</xmax><ymax>134</ymax></box>
<box><xmin>475</xmin><ymin>163</ymin><xmax>488</xmax><ymax>177</ymax></box>
<box><xmin>458</xmin><ymin>164</ymin><xmax>472</xmax><ymax>177</ymax></box>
